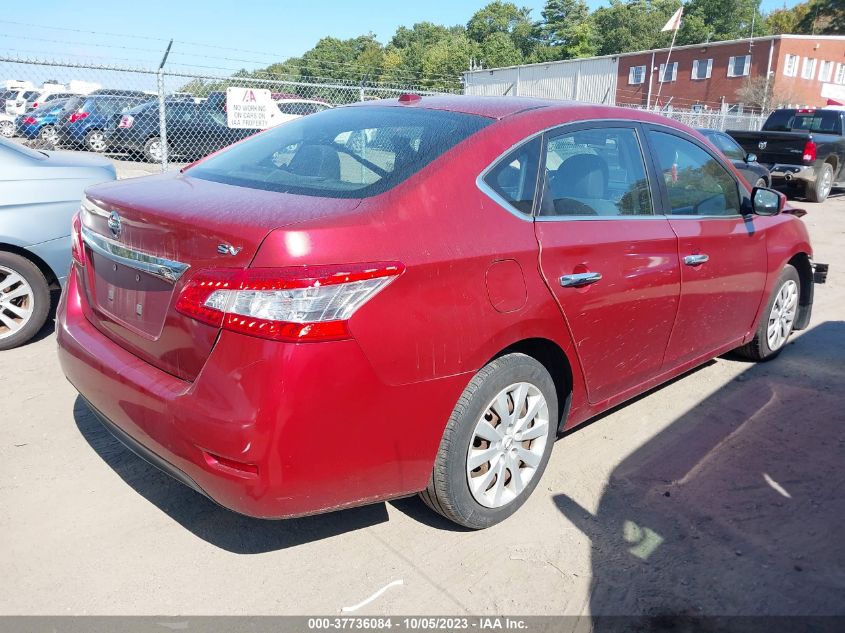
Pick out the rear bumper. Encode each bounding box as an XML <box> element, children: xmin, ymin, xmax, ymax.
<box><xmin>57</xmin><ymin>265</ymin><xmax>466</xmax><ymax>518</ymax></box>
<box><xmin>769</xmin><ymin>164</ymin><xmax>816</xmax><ymax>184</ymax></box>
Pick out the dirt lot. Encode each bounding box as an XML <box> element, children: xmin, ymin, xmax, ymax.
<box><xmin>0</xmin><ymin>173</ymin><xmax>843</xmax><ymax>616</ymax></box>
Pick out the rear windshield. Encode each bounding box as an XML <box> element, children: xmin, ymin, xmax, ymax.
<box><xmin>763</xmin><ymin>110</ymin><xmax>842</xmax><ymax>133</ymax></box>
<box><xmin>188</xmin><ymin>106</ymin><xmax>491</xmax><ymax>198</ymax></box>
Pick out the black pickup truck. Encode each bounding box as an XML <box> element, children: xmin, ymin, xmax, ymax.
<box><xmin>729</xmin><ymin>108</ymin><xmax>845</xmax><ymax>202</ymax></box>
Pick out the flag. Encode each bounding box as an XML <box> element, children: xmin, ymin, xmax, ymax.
<box><xmin>661</xmin><ymin>6</ymin><xmax>683</xmax><ymax>32</ymax></box>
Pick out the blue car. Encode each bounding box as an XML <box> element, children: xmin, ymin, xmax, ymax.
<box><xmin>55</xmin><ymin>94</ymin><xmax>149</xmax><ymax>152</ymax></box>
<box><xmin>15</xmin><ymin>98</ymin><xmax>72</xmax><ymax>143</ymax></box>
<box><xmin>0</xmin><ymin>137</ymin><xmax>115</xmax><ymax>349</ymax></box>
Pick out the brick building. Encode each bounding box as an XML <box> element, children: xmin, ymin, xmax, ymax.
<box><xmin>617</xmin><ymin>34</ymin><xmax>845</xmax><ymax>112</ymax></box>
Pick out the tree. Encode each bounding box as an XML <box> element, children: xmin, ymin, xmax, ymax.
<box><xmin>539</xmin><ymin>0</ymin><xmax>599</xmax><ymax>59</ymax></box>
<box><xmin>478</xmin><ymin>31</ymin><xmax>524</xmax><ymax>68</ymax></box>
<box><xmin>736</xmin><ymin>75</ymin><xmax>799</xmax><ymax>110</ymax></box>
<box><xmin>677</xmin><ymin>0</ymin><xmax>768</xmax><ymax>45</ymax></box>
<box><xmin>591</xmin><ymin>0</ymin><xmax>678</xmax><ymax>55</ymax></box>
<box><xmin>467</xmin><ymin>2</ymin><xmax>535</xmax><ymax>56</ymax></box>
<box><xmin>797</xmin><ymin>0</ymin><xmax>845</xmax><ymax>34</ymax></box>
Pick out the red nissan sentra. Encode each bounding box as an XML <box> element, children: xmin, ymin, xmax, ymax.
<box><xmin>57</xmin><ymin>96</ymin><xmax>823</xmax><ymax>529</ymax></box>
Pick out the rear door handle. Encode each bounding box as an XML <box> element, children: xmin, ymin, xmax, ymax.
<box><xmin>684</xmin><ymin>254</ymin><xmax>710</xmax><ymax>266</ymax></box>
<box><xmin>560</xmin><ymin>272</ymin><xmax>603</xmax><ymax>287</ymax></box>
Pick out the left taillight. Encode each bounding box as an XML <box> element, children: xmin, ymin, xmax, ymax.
<box><xmin>71</xmin><ymin>212</ymin><xmax>85</xmax><ymax>266</ymax></box>
<box><xmin>22</xmin><ymin>116</ymin><xmax>36</xmax><ymax>125</ymax></box>
<box><xmin>175</xmin><ymin>262</ymin><xmax>404</xmax><ymax>342</ymax></box>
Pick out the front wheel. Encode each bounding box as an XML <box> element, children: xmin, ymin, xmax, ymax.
<box><xmin>420</xmin><ymin>353</ymin><xmax>558</xmax><ymax>529</ymax></box>
<box><xmin>735</xmin><ymin>264</ymin><xmax>800</xmax><ymax>361</ymax></box>
<box><xmin>0</xmin><ymin>252</ymin><xmax>51</xmax><ymax>351</ymax></box>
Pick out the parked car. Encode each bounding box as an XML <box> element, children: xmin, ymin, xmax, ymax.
<box><xmin>6</xmin><ymin>90</ymin><xmax>78</xmax><ymax>116</ymax></box>
<box><xmin>105</xmin><ymin>100</ymin><xmax>198</xmax><ymax>161</ymax></box>
<box><xmin>0</xmin><ymin>137</ymin><xmax>115</xmax><ymax>350</ymax></box>
<box><xmin>2</xmin><ymin>89</ymin><xmax>39</xmax><ymax>116</ymax></box>
<box><xmin>57</xmin><ymin>97</ymin><xmax>824</xmax><ymax>529</ymax></box>
<box><xmin>697</xmin><ymin>128</ymin><xmax>771</xmax><ymax>187</ymax></box>
<box><xmin>15</xmin><ymin>98</ymin><xmax>72</xmax><ymax>143</ymax></box>
<box><xmin>55</xmin><ymin>94</ymin><xmax>150</xmax><ymax>152</ymax></box>
<box><xmin>729</xmin><ymin>108</ymin><xmax>845</xmax><ymax>202</ymax></box>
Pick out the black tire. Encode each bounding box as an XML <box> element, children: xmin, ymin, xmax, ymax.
<box><xmin>420</xmin><ymin>353</ymin><xmax>559</xmax><ymax>529</ymax></box>
<box><xmin>85</xmin><ymin>129</ymin><xmax>107</xmax><ymax>153</ymax></box>
<box><xmin>806</xmin><ymin>163</ymin><xmax>833</xmax><ymax>203</ymax></box>
<box><xmin>735</xmin><ymin>264</ymin><xmax>800</xmax><ymax>362</ymax></box>
<box><xmin>0</xmin><ymin>252</ymin><xmax>51</xmax><ymax>351</ymax></box>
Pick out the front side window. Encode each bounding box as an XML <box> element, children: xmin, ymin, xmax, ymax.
<box><xmin>628</xmin><ymin>65</ymin><xmax>646</xmax><ymax>85</ymax></box>
<box><xmin>728</xmin><ymin>55</ymin><xmax>751</xmax><ymax>78</ymax></box>
<box><xmin>482</xmin><ymin>137</ymin><xmax>541</xmax><ymax>215</ymax></box>
<box><xmin>540</xmin><ymin>127</ymin><xmax>652</xmax><ymax>217</ymax></box>
<box><xmin>189</xmin><ymin>106</ymin><xmax>490</xmax><ymax>198</ymax></box>
<box><xmin>647</xmin><ymin>130</ymin><xmax>741</xmax><ymax>217</ymax></box>
<box><xmin>692</xmin><ymin>59</ymin><xmax>713</xmax><ymax>80</ymax></box>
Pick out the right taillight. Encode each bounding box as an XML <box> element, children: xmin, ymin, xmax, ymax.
<box><xmin>118</xmin><ymin>115</ymin><xmax>134</xmax><ymax>129</ymax></box>
<box><xmin>71</xmin><ymin>212</ymin><xmax>85</xmax><ymax>266</ymax></box>
<box><xmin>22</xmin><ymin>116</ymin><xmax>36</xmax><ymax>125</ymax></box>
<box><xmin>802</xmin><ymin>139</ymin><xmax>817</xmax><ymax>163</ymax></box>
<box><xmin>175</xmin><ymin>262</ymin><xmax>404</xmax><ymax>342</ymax></box>
<box><xmin>68</xmin><ymin>111</ymin><xmax>89</xmax><ymax>123</ymax></box>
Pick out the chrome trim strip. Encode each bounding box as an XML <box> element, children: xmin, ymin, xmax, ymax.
<box><xmin>81</xmin><ymin>225</ymin><xmax>190</xmax><ymax>283</ymax></box>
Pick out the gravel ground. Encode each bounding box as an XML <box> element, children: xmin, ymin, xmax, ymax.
<box><xmin>0</xmin><ymin>174</ymin><xmax>843</xmax><ymax>616</ymax></box>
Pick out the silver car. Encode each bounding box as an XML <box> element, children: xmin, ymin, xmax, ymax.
<box><xmin>0</xmin><ymin>138</ymin><xmax>115</xmax><ymax>349</ymax></box>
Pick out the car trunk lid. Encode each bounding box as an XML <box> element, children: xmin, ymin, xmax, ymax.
<box><xmin>78</xmin><ymin>172</ymin><xmax>361</xmax><ymax>380</ymax></box>
<box><xmin>730</xmin><ymin>130</ymin><xmax>811</xmax><ymax>167</ymax></box>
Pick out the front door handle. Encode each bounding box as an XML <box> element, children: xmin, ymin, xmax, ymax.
<box><xmin>684</xmin><ymin>254</ymin><xmax>710</xmax><ymax>266</ymax></box>
<box><xmin>560</xmin><ymin>272</ymin><xmax>603</xmax><ymax>287</ymax></box>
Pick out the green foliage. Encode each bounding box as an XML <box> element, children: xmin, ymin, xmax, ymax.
<box><xmin>178</xmin><ymin>0</ymin><xmax>843</xmax><ymax>97</ymax></box>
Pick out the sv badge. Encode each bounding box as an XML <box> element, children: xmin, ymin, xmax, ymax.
<box><xmin>217</xmin><ymin>243</ymin><xmax>243</xmax><ymax>256</ymax></box>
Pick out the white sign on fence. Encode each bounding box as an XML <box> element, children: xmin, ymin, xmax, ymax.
<box><xmin>226</xmin><ymin>87</ymin><xmax>274</xmax><ymax>129</ymax></box>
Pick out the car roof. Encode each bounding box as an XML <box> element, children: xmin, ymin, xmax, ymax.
<box><xmin>351</xmin><ymin>95</ymin><xmax>560</xmax><ymax>119</ymax></box>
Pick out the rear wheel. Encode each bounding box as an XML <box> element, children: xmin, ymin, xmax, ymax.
<box><xmin>0</xmin><ymin>120</ymin><xmax>14</xmax><ymax>138</ymax></box>
<box><xmin>39</xmin><ymin>125</ymin><xmax>57</xmax><ymax>144</ymax></box>
<box><xmin>806</xmin><ymin>163</ymin><xmax>833</xmax><ymax>203</ymax></box>
<box><xmin>85</xmin><ymin>129</ymin><xmax>107</xmax><ymax>152</ymax></box>
<box><xmin>0</xmin><ymin>252</ymin><xmax>51</xmax><ymax>351</ymax></box>
<box><xmin>420</xmin><ymin>353</ymin><xmax>558</xmax><ymax>529</ymax></box>
<box><xmin>754</xmin><ymin>177</ymin><xmax>767</xmax><ymax>188</ymax></box>
<box><xmin>735</xmin><ymin>264</ymin><xmax>800</xmax><ymax>361</ymax></box>
<box><xmin>143</xmin><ymin>137</ymin><xmax>166</xmax><ymax>163</ymax></box>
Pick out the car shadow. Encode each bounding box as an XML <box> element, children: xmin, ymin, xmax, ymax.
<box><xmin>28</xmin><ymin>288</ymin><xmax>61</xmax><ymax>344</ymax></box>
<box><xmin>554</xmin><ymin>321</ymin><xmax>845</xmax><ymax>621</ymax></box>
<box><xmin>73</xmin><ymin>396</ymin><xmax>390</xmax><ymax>553</ymax></box>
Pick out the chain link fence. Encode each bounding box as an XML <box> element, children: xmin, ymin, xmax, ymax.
<box><xmin>1</xmin><ymin>55</ymin><xmax>770</xmax><ymax>177</ymax></box>
<box><xmin>0</xmin><ymin>56</ymin><xmax>455</xmax><ymax>173</ymax></box>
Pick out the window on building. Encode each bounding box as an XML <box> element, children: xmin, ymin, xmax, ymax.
<box><xmin>628</xmin><ymin>65</ymin><xmax>646</xmax><ymax>85</ymax></box>
<box><xmin>784</xmin><ymin>54</ymin><xmax>800</xmax><ymax>77</ymax></box>
<box><xmin>647</xmin><ymin>131</ymin><xmax>741</xmax><ymax>217</ymax></box>
<box><xmin>659</xmin><ymin>62</ymin><xmax>678</xmax><ymax>82</ymax></box>
<box><xmin>818</xmin><ymin>60</ymin><xmax>833</xmax><ymax>83</ymax></box>
<box><xmin>692</xmin><ymin>59</ymin><xmax>713</xmax><ymax>80</ymax></box>
<box><xmin>835</xmin><ymin>63</ymin><xmax>845</xmax><ymax>85</ymax></box>
<box><xmin>801</xmin><ymin>58</ymin><xmax>817</xmax><ymax>80</ymax></box>
<box><xmin>727</xmin><ymin>55</ymin><xmax>751</xmax><ymax>78</ymax></box>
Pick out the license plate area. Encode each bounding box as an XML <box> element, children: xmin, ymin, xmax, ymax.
<box><xmin>91</xmin><ymin>253</ymin><xmax>174</xmax><ymax>337</ymax></box>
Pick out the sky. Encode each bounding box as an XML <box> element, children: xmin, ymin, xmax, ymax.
<box><xmin>0</xmin><ymin>0</ymin><xmax>803</xmax><ymax>70</ymax></box>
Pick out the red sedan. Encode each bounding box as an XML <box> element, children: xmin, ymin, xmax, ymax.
<box><xmin>57</xmin><ymin>96</ymin><xmax>821</xmax><ymax>529</ymax></box>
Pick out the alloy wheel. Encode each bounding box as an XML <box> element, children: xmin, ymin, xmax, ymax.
<box><xmin>766</xmin><ymin>279</ymin><xmax>798</xmax><ymax>351</ymax></box>
<box><xmin>466</xmin><ymin>381</ymin><xmax>549</xmax><ymax>508</ymax></box>
<box><xmin>148</xmin><ymin>140</ymin><xmax>164</xmax><ymax>162</ymax></box>
<box><xmin>0</xmin><ymin>121</ymin><xmax>13</xmax><ymax>138</ymax></box>
<box><xmin>0</xmin><ymin>266</ymin><xmax>35</xmax><ymax>341</ymax></box>
<box><xmin>88</xmin><ymin>131</ymin><xmax>107</xmax><ymax>152</ymax></box>
<box><xmin>820</xmin><ymin>168</ymin><xmax>832</xmax><ymax>200</ymax></box>
<box><xmin>40</xmin><ymin>126</ymin><xmax>57</xmax><ymax>144</ymax></box>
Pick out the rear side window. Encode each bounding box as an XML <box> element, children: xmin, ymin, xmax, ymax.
<box><xmin>764</xmin><ymin>110</ymin><xmax>842</xmax><ymax>133</ymax></box>
<box><xmin>482</xmin><ymin>137</ymin><xmax>541</xmax><ymax>215</ymax></box>
<box><xmin>189</xmin><ymin>107</ymin><xmax>490</xmax><ymax>198</ymax></box>
<box><xmin>648</xmin><ymin>130</ymin><xmax>741</xmax><ymax>216</ymax></box>
<box><xmin>540</xmin><ymin>127</ymin><xmax>653</xmax><ymax>217</ymax></box>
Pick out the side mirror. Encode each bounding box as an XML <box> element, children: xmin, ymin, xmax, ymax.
<box><xmin>745</xmin><ymin>153</ymin><xmax>757</xmax><ymax>163</ymax></box>
<box><xmin>751</xmin><ymin>186</ymin><xmax>784</xmax><ymax>216</ymax></box>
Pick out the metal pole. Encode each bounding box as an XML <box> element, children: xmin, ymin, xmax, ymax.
<box><xmin>646</xmin><ymin>51</ymin><xmax>655</xmax><ymax>110</ymax></box>
<box><xmin>157</xmin><ymin>39</ymin><xmax>173</xmax><ymax>172</ymax></box>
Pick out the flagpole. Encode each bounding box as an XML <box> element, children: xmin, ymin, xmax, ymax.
<box><xmin>655</xmin><ymin>3</ymin><xmax>683</xmax><ymax>111</ymax></box>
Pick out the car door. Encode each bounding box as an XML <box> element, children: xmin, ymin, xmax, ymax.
<box><xmin>642</xmin><ymin>126</ymin><xmax>769</xmax><ymax>368</ymax></box>
<box><xmin>534</xmin><ymin>123</ymin><xmax>681</xmax><ymax>404</ymax></box>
